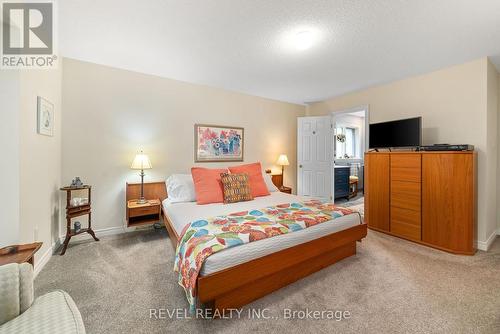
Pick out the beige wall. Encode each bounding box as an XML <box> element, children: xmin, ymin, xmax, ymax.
<box><xmin>497</xmin><ymin>71</ymin><xmax>500</xmax><ymax>233</ymax></box>
<box><xmin>61</xmin><ymin>58</ymin><xmax>305</xmax><ymax>232</ymax></box>
<box><xmin>18</xmin><ymin>68</ymin><xmax>62</xmax><ymax>266</ymax></box>
<box><xmin>486</xmin><ymin>60</ymin><xmax>498</xmax><ymax>242</ymax></box>
<box><xmin>308</xmin><ymin>58</ymin><xmax>497</xmax><ymax>246</ymax></box>
<box><xmin>0</xmin><ymin>72</ymin><xmax>21</xmax><ymax>247</ymax></box>
<box><xmin>0</xmin><ymin>66</ymin><xmax>61</xmax><ymax>270</ymax></box>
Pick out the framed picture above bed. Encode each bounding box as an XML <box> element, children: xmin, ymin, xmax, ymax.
<box><xmin>194</xmin><ymin>124</ymin><xmax>244</xmax><ymax>162</ymax></box>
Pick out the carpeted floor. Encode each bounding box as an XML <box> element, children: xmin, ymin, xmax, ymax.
<box><xmin>35</xmin><ymin>228</ymin><xmax>500</xmax><ymax>334</ymax></box>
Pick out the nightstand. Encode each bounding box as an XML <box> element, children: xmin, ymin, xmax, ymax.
<box><xmin>127</xmin><ymin>199</ymin><xmax>161</xmax><ymax>227</ymax></box>
<box><xmin>267</xmin><ymin>173</ymin><xmax>292</xmax><ymax>194</ymax></box>
<box><xmin>279</xmin><ymin>186</ymin><xmax>292</xmax><ymax>194</ymax></box>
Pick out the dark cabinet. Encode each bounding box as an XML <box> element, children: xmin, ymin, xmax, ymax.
<box><xmin>334</xmin><ymin>166</ymin><xmax>350</xmax><ymax>199</ymax></box>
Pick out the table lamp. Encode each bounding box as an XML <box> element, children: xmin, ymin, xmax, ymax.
<box><xmin>131</xmin><ymin>151</ymin><xmax>152</xmax><ymax>204</ymax></box>
<box><xmin>276</xmin><ymin>154</ymin><xmax>290</xmax><ymax>189</ymax></box>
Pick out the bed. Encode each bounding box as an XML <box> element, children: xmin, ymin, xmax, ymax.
<box><xmin>161</xmin><ymin>191</ymin><xmax>367</xmax><ymax>312</ymax></box>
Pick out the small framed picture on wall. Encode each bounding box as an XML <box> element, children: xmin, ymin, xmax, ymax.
<box><xmin>37</xmin><ymin>96</ymin><xmax>54</xmax><ymax>136</ymax></box>
<box><xmin>195</xmin><ymin>124</ymin><xmax>244</xmax><ymax>162</ymax></box>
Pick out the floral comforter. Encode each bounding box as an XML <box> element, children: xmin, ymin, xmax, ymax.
<box><xmin>174</xmin><ymin>199</ymin><xmax>356</xmax><ymax>309</ymax></box>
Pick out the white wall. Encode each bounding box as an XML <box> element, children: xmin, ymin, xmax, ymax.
<box><xmin>18</xmin><ymin>68</ymin><xmax>62</xmax><ymax>265</ymax></box>
<box><xmin>0</xmin><ymin>72</ymin><xmax>21</xmax><ymax>247</ymax></box>
<box><xmin>308</xmin><ymin>58</ymin><xmax>496</xmax><ymax>247</ymax></box>
<box><xmin>61</xmin><ymin>58</ymin><xmax>305</xmax><ymax>233</ymax></box>
<box><xmin>0</xmin><ymin>67</ymin><xmax>61</xmax><ymax>269</ymax></box>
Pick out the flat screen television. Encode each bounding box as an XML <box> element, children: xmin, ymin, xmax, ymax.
<box><xmin>369</xmin><ymin>117</ymin><xmax>422</xmax><ymax>149</ymax></box>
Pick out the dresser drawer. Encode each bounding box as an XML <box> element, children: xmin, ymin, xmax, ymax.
<box><xmin>391</xmin><ymin>180</ymin><xmax>421</xmax><ymax>195</ymax></box>
<box><xmin>391</xmin><ymin>206</ymin><xmax>420</xmax><ymax>226</ymax></box>
<box><xmin>391</xmin><ymin>207</ymin><xmax>422</xmax><ymax>240</ymax></box>
<box><xmin>391</xmin><ymin>154</ymin><xmax>421</xmax><ymax>169</ymax></box>
<box><xmin>391</xmin><ymin>167</ymin><xmax>421</xmax><ymax>182</ymax></box>
<box><xmin>129</xmin><ymin>205</ymin><xmax>159</xmax><ymax>218</ymax></box>
<box><xmin>391</xmin><ymin>206</ymin><xmax>421</xmax><ymax>241</ymax></box>
<box><xmin>335</xmin><ymin>185</ymin><xmax>349</xmax><ymax>198</ymax></box>
<box><xmin>391</xmin><ymin>194</ymin><xmax>420</xmax><ymax>211</ymax></box>
<box><xmin>335</xmin><ymin>174</ymin><xmax>349</xmax><ymax>185</ymax></box>
<box><xmin>391</xmin><ymin>181</ymin><xmax>421</xmax><ymax>211</ymax></box>
<box><xmin>335</xmin><ymin>167</ymin><xmax>350</xmax><ymax>177</ymax></box>
<box><xmin>391</xmin><ymin>220</ymin><xmax>421</xmax><ymax>241</ymax></box>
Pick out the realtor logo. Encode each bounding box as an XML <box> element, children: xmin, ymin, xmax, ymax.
<box><xmin>1</xmin><ymin>1</ymin><xmax>57</xmax><ymax>69</ymax></box>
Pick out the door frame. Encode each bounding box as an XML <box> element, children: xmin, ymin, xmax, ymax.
<box><xmin>330</xmin><ymin>105</ymin><xmax>370</xmax><ymax>201</ymax></box>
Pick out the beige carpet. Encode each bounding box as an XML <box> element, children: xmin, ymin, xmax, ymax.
<box><xmin>35</xmin><ymin>228</ymin><xmax>500</xmax><ymax>334</ymax></box>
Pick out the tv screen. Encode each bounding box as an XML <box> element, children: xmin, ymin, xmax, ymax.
<box><xmin>369</xmin><ymin>117</ymin><xmax>422</xmax><ymax>149</ymax></box>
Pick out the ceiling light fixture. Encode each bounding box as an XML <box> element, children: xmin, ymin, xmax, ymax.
<box><xmin>295</xmin><ymin>30</ymin><xmax>314</xmax><ymax>50</ymax></box>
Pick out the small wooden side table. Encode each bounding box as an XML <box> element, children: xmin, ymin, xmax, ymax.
<box><xmin>0</xmin><ymin>242</ymin><xmax>42</xmax><ymax>267</ymax></box>
<box><xmin>60</xmin><ymin>185</ymin><xmax>99</xmax><ymax>255</ymax></box>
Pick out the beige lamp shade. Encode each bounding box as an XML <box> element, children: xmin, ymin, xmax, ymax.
<box><xmin>276</xmin><ymin>154</ymin><xmax>290</xmax><ymax>166</ymax></box>
<box><xmin>131</xmin><ymin>152</ymin><xmax>152</xmax><ymax>170</ymax></box>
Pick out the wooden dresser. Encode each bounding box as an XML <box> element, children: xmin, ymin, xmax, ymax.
<box><xmin>365</xmin><ymin>151</ymin><xmax>476</xmax><ymax>255</ymax></box>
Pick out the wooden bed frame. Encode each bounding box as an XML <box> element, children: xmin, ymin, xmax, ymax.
<box><xmin>139</xmin><ymin>181</ymin><xmax>367</xmax><ymax>311</ymax></box>
<box><xmin>157</xmin><ymin>186</ymin><xmax>367</xmax><ymax>312</ymax></box>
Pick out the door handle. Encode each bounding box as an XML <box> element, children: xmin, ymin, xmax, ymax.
<box><xmin>299</xmin><ymin>165</ymin><xmax>303</xmax><ymax>168</ymax></box>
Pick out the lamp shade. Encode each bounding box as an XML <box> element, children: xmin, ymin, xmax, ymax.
<box><xmin>276</xmin><ymin>154</ymin><xmax>289</xmax><ymax>166</ymax></box>
<box><xmin>131</xmin><ymin>152</ymin><xmax>152</xmax><ymax>170</ymax></box>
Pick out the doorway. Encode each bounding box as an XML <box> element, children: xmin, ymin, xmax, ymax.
<box><xmin>296</xmin><ymin>106</ymin><xmax>368</xmax><ymax>204</ymax></box>
<box><xmin>331</xmin><ymin>106</ymin><xmax>369</xmax><ymax>213</ymax></box>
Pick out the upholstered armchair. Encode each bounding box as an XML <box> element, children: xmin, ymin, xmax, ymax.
<box><xmin>0</xmin><ymin>263</ymin><xmax>85</xmax><ymax>334</ymax></box>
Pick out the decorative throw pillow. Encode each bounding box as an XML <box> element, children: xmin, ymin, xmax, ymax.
<box><xmin>228</xmin><ymin>162</ymin><xmax>271</xmax><ymax>197</ymax></box>
<box><xmin>191</xmin><ymin>167</ymin><xmax>227</xmax><ymax>205</ymax></box>
<box><xmin>220</xmin><ymin>172</ymin><xmax>254</xmax><ymax>204</ymax></box>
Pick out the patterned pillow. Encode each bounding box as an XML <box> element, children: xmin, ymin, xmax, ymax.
<box><xmin>220</xmin><ymin>172</ymin><xmax>254</xmax><ymax>204</ymax></box>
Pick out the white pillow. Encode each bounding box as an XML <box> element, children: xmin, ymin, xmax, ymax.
<box><xmin>264</xmin><ymin>173</ymin><xmax>279</xmax><ymax>192</ymax></box>
<box><xmin>166</xmin><ymin>174</ymin><xmax>196</xmax><ymax>203</ymax></box>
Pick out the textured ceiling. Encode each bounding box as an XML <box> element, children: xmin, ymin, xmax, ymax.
<box><xmin>59</xmin><ymin>0</ymin><xmax>500</xmax><ymax>104</ymax></box>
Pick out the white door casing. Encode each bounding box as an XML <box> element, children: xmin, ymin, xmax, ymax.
<box><xmin>297</xmin><ymin>116</ymin><xmax>333</xmax><ymax>200</ymax></box>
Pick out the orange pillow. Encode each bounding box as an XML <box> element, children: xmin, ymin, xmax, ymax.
<box><xmin>191</xmin><ymin>167</ymin><xmax>227</xmax><ymax>204</ymax></box>
<box><xmin>228</xmin><ymin>162</ymin><xmax>270</xmax><ymax>197</ymax></box>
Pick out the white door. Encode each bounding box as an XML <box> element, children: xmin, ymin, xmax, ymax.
<box><xmin>297</xmin><ymin>116</ymin><xmax>333</xmax><ymax>200</ymax></box>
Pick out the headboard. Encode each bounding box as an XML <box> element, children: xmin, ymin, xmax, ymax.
<box><xmin>126</xmin><ymin>181</ymin><xmax>167</xmax><ymax>202</ymax></box>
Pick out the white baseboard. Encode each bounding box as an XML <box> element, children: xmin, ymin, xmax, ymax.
<box><xmin>477</xmin><ymin>231</ymin><xmax>498</xmax><ymax>251</ymax></box>
<box><xmin>34</xmin><ymin>246</ymin><xmax>53</xmax><ymax>278</ymax></box>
